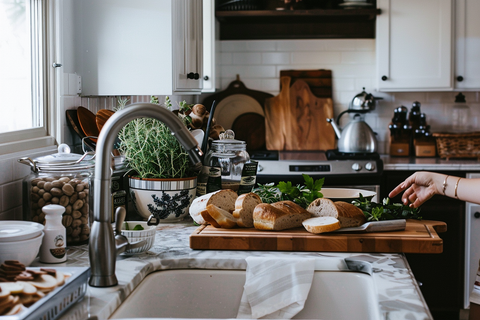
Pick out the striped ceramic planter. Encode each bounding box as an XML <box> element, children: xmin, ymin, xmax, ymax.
<box><xmin>129</xmin><ymin>176</ymin><xmax>197</xmax><ymax>223</ymax></box>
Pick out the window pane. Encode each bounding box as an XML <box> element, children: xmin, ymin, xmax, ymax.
<box><xmin>0</xmin><ymin>0</ymin><xmax>41</xmax><ymax>134</ymax></box>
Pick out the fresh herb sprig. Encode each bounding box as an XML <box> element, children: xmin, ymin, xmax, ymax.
<box><xmin>352</xmin><ymin>195</ymin><xmax>422</xmax><ymax>221</ymax></box>
<box><xmin>253</xmin><ymin>174</ymin><xmax>324</xmax><ymax>209</ymax></box>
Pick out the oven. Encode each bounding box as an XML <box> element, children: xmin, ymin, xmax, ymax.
<box><xmin>251</xmin><ymin>150</ymin><xmax>383</xmax><ymax>202</ymax></box>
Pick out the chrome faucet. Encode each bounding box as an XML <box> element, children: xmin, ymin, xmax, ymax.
<box><xmin>89</xmin><ymin>103</ymin><xmax>203</xmax><ymax>287</ymax></box>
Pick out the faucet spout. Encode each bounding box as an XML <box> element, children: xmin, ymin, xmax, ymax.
<box><xmin>88</xmin><ymin>103</ymin><xmax>203</xmax><ymax>287</ymax></box>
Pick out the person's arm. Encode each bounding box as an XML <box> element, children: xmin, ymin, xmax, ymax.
<box><xmin>389</xmin><ymin>171</ymin><xmax>480</xmax><ymax>208</ymax></box>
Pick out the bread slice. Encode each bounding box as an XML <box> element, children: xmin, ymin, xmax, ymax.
<box><xmin>200</xmin><ymin>209</ymin><xmax>221</xmax><ymax>228</ymax></box>
<box><xmin>302</xmin><ymin>217</ymin><xmax>341</xmax><ymax>234</ymax></box>
<box><xmin>307</xmin><ymin>198</ymin><xmax>366</xmax><ymax>228</ymax></box>
<box><xmin>189</xmin><ymin>189</ymin><xmax>238</xmax><ymax>225</ymax></box>
<box><xmin>253</xmin><ymin>201</ymin><xmax>311</xmax><ymax>231</ymax></box>
<box><xmin>206</xmin><ymin>204</ymin><xmax>237</xmax><ymax>229</ymax></box>
<box><xmin>232</xmin><ymin>193</ymin><xmax>262</xmax><ymax>228</ymax></box>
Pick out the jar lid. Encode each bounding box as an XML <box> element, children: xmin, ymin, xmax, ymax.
<box><xmin>211</xmin><ymin>130</ymin><xmax>246</xmax><ymax>152</ymax></box>
<box><xmin>0</xmin><ymin>221</ymin><xmax>44</xmax><ymax>242</ymax></box>
<box><xmin>19</xmin><ymin>144</ymin><xmax>95</xmax><ymax>172</ymax></box>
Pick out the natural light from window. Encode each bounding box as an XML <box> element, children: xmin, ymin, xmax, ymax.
<box><xmin>0</xmin><ymin>0</ymin><xmax>40</xmax><ymax>134</ymax></box>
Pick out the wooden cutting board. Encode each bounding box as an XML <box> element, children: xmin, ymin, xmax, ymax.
<box><xmin>190</xmin><ymin>220</ymin><xmax>446</xmax><ymax>254</ymax></box>
<box><xmin>280</xmin><ymin>69</ymin><xmax>333</xmax><ymax>98</ymax></box>
<box><xmin>265</xmin><ymin>77</ymin><xmax>336</xmax><ymax>150</ymax></box>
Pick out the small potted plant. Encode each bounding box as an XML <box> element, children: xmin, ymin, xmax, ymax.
<box><xmin>117</xmin><ymin>96</ymin><xmax>199</xmax><ymax>223</ymax></box>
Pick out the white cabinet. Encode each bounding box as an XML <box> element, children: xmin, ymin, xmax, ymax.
<box><xmin>376</xmin><ymin>0</ymin><xmax>453</xmax><ymax>92</ymax></box>
<box><xmin>202</xmin><ymin>0</ymin><xmax>219</xmax><ymax>93</ymax></box>
<box><xmin>455</xmin><ymin>0</ymin><xmax>480</xmax><ymax>90</ymax></box>
<box><xmin>74</xmin><ymin>0</ymin><xmax>203</xmax><ymax>96</ymax></box>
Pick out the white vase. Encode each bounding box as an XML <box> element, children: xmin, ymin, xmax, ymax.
<box><xmin>129</xmin><ymin>176</ymin><xmax>197</xmax><ymax>223</ymax></box>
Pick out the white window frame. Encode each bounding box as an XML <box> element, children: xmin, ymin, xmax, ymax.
<box><xmin>0</xmin><ymin>0</ymin><xmax>58</xmax><ymax>155</ymax></box>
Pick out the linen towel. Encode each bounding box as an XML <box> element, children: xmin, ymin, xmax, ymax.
<box><xmin>236</xmin><ymin>257</ymin><xmax>315</xmax><ymax>319</ymax></box>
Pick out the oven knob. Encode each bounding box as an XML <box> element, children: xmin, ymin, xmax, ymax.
<box><xmin>352</xmin><ymin>163</ymin><xmax>362</xmax><ymax>171</ymax></box>
<box><xmin>365</xmin><ymin>162</ymin><xmax>375</xmax><ymax>171</ymax></box>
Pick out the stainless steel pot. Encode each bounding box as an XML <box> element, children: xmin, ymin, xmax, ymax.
<box><xmin>327</xmin><ymin>113</ymin><xmax>378</xmax><ymax>153</ymax></box>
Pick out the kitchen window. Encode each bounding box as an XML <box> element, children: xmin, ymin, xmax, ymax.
<box><xmin>0</xmin><ymin>0</ymin><xmax>56</xmax><ymax>155</ymax></box>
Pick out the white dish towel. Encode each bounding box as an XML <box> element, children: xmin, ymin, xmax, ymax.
<box><xmin>236</xmin><ymin>256</ymin><xmax>315</xmax><ymax>319</ymax></box>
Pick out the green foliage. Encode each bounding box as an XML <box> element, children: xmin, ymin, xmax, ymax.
<box><xmin>253</xmin><ymin>174</ymin><xmax>324</xmax><ymax>209</ymax></box>
<box><xmin>352</xmin><ymin>195</ymin><xmax>422</xmax><ymax>221</ymax></box>
<box><xmin>117</xmin><ymin>96</ymin><xmax>195</xmax><ymax>179</ymax></box>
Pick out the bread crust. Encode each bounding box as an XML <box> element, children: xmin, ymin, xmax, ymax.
<box><xmin>189</xmin><ymin>189</ymin><xmax>238</xmax><ymax>225</ymax></box>
<box><xmin>306</xmin><ymin>198</ymin><xmax>366</xmax><ymax>228</ymax></box>
<box><xmin>206</xmin><ymin>204</ymin><xmax>237</xmax><ymax>229</ymax></box>
<box><xmin>302</xmin><ymin>217</ymin><xmax>341</xmax><ymax>234</ymax></box>
<box><xmin>253</xmin><ymin>201</ymin><xmax>311</xmax><ymax>231</ymax></box>
<box><xmin>233</xmin><ymin>192</ymin><xmax>262</xmax><ymax>228</ymax></box>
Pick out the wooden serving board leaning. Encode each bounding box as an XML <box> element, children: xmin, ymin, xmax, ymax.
<box><xmin>189</xmin><ymin>220</ymin><xmax>447</xmax><ymax>254</ymax></box>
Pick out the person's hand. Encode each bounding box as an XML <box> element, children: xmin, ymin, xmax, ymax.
<box><xmin>388</xmin><ymin>171</ymin><xmax>441</xmax><ymax>208</ymax></box>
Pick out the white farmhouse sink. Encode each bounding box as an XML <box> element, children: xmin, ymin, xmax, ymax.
<box><xmin>109</xmin><ymin>268</ymin><xmax>380</xmax><ymax>320</ymax></box>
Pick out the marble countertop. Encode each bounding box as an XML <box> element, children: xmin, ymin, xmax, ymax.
<box><xmin>30</xmin><ymin>220</ymin><xmax>432</xmax><ymax>320</ymax></box>
<box><xmin>382</xmin><ymin>155</ymin><xmax>480</xmax><ymax>171</ymax></box>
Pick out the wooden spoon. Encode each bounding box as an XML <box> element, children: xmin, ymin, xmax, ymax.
<box><xmin>77</xmin><ymin>106</ymin><xmax>99</xmax><ymax>142</ymax></box>
<box><xmin>96</xmin><ymin>109</ymin><xmax>115</xmax><ymax>133</ymax></box>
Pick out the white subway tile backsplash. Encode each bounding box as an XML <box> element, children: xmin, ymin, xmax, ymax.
<box><xmin>291</xmin><ymin>52</ymin><xmax>341</xmax><ymax>65</ymax></box>
<box><xmin>220</xmin><ymin>65</ymin><xmax>277</xmax><ymax>79</ymax></box>
<box><xmin>262</xmin><ymin>52</ymin><xmax>290</xmax><ymax>65</ymax></box>
<box><xmin>2</xmin><ymin>180</ymin><xmax>22</xmax><ymax>211</ymax></box>
<box><xmin>233</xmin><ymin>52</ymin><xmax>262</xmax><ymax>65</ymax></box>
<box><xmin>220</xmin><ymin>52</ymin><xmax>233</xmax><ymax>65</ymax></box>
<box><xmin>221</xmin><ymin>41</ymin><xmax>249</xmax><ymax>52</ymax></box>
<box><xmin>245</xmin><ymin>40</ymin><xmax>276</xmax><ymax>51</ymax></box>
<box><xmin>341</xmin><ymin>51</ymin><xmax>375</xmax><ymax>64</ymax></box>
<box><xmin>0</xmin><ymin>159</ymin><xmax>13</xmax><ymax>185</ymax></box>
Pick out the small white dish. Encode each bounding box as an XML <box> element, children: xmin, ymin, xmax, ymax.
<box><xmin>0</xmin><ymin>221</ymin><xmax>44</xmax><ymax>242</ymax></box>
<box><xmin>321</xmin><ymin>188</ymin><xmax>376</xmax><ymax>202</ymax></box>
<box><xmin>121</xmin><ymin>221</ymin><xmax>156</xmax><ymax>254</ymax></box>
<box><xmin>0</xmin><ymin>232</ymin><xmax>44</xmax><ymax>266</ymax></box>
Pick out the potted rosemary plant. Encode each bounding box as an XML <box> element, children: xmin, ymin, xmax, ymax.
<box><xmin>117</xmin><ymin>96</ymin><xmax>198</xmax><ymax>223</ymax></box>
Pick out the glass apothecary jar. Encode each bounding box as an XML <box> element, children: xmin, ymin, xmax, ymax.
<box><xmin>19</xmin><ymin>144</ymin><xmax>95</xmax><ymax>245</ymax></box>
<box><xmin>198</xmin><ymin>130</ymin><xmax>251</xmax><ymax>195</ymax></box>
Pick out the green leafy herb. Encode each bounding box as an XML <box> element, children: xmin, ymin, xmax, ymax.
<box><xmin>253</xmin><ymin>174</ymin><xmax>324</xmax><ymax>209</ymax></box>
<box><xmin>133</xmin><ymin>224</ymin><xmax>144</xmax><ymax>230</ymax></box>
<box><xmin>124</xmin><ymin>221</ymin><xmax>129</xmax><ymax>230</ymax></box>
<box><xmin>352</xmin><ymin>194</ymin><xmax>422</xmax><ymax>221</ymax></box>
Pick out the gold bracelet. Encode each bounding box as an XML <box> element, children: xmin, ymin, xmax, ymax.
<box><xmin>455</xmin><ymin>177</ymin><xmax>462</xmax><ymax>199</ymax></box>
<box><xmin>442</xmin><ymin>175</ymin><xmax>449</xmax><ymax>196</ymax></box>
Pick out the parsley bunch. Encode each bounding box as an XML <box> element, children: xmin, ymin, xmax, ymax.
<box><xmin>253</xmin><ymin>174</ymin><xmax>324</xmax><ymax>209</ymax></box>
<box><xmin>352</xmin><ymin>195</ymin><xmax>422</xmax><ymax>221</ymax></box>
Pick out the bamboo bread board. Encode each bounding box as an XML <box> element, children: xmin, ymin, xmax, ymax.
<box><xmin>190</xmin><ymin>220</ymin><xmax>446</xmax><ymax>254</ymax></box>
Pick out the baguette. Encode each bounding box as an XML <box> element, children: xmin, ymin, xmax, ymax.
<box><xmin>306</xmin><ymin>198</ymin><xmax>366</xmax><ymax>228</ymax></box>
<box><xmin>302</xmin><ymin>216</ymin><xmax>341</xmax><ymax>234</ymax></box>
<box><xmin>189</xmin><ymin>189</ymin><xmax>238</xmax><ymax>225</ymax></box>
<box><xmin>253</xmin><ymin>201</ymin><xmax>311</xmax><ymax>231</ymax></box>
<box><xmin>200</xmin><ymin>209</ymin><xmax>220</xmax><ymax>228</ymax></box>
<box><xmin>232</xmin><ymin>193</ymin><xmax>262</xmax><ymax>228</ymax></box>
<box><xmin>206</xmin><ymin>204</ymin><xmax>237</xmax><ymax>229</ymax></box>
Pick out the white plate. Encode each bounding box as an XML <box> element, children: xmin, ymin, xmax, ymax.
<box><xmin>214</xmin><ymin>94</ymin><xmax>264</xmax><ymax>130</ymax></box>
<box><xmin>321</xmin><ymin>188</ymin><xmax>376</xmax><ymax>202</ymax></box>
<box><xmin>0</xmin><ymin>221</ymin><xmax>44</xmax><ymax>242</ymax></box>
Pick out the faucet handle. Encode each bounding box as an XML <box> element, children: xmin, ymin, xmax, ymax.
<box><xmin>115</xmin><ymin>207</ymin><xmax>126</xmax><ymax>236</ymax></box>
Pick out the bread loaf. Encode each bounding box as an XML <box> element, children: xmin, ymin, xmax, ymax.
<box><xmin>306</xmin><ymin>198</ymin><xmax>366</xmax><ymax>228</ymax></box>
<box><xmin>302</xmin><ymin>216</ymin><xmax>341</xmax><ymax>234</ymax></box>
<box><xmin>206</xmin><ymin>204</ymin><xmax>237</xmax><ymax>229</ymax></box>
<box><xmin>189</xmin><ymin>189</ymin><xmax>238</xmax><ymax>225</ymax></box>
<box><xmin>232</xmin><ymin>193</ymin><xmax>262</xmax><ymax>228</ymax></box>
<box><xmin>253</xmin><ymin>201</ymin><xmax>311</xmax><ymax>231</ymax></box>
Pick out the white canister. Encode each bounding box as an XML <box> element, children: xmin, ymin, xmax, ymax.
<box><xmin>40</xmin><ymin>204</ymin><xmax>67</xmax><ymax>263</ymax></box>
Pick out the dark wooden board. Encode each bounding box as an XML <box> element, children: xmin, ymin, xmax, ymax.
<box><xmin>280</xmin><ymin>69</ymin><xmax>333</xmax><ymax>98</ymax></box>
<box><xmin>190</xmin><ymin>219</ymin><xmax>446</xmax><ymax>254</ymax></box>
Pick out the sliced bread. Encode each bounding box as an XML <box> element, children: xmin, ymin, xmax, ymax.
<box><xmin>189</xmin><ymin>189</ymin><xmax>238</xmax><ymax>225</ymax></box>
<box><xmin>206</xmin><ymin>204</ymin><xmax>237</xmax><ymax>229</ymax></box>
<box><xmin>232</xmin><ymin>192</ymin><xmax>262</xmax><ymax>228</ymax></box>
<box><xmin>302</xmin><ymin>216</ymin><xmax>341</xmax><ymax>234</ymax></box>
<box><xmin>306</xmin><ymin>198</ymin><xmax>366</xmax><ymax>228</ymax></box>
<box><xmin>253</xmin><ymin>201</ymin><xmax>311</xmax><ymax>231</ymax></box>
<box><xmin>200</xmin><ymin>209</ymin><xmax>220</xmax><ymax>228</ymax></box>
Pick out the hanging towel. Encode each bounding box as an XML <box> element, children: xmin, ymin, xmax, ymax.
<box><xmin>236</xmin><ymin>257</ymin><xmax>315</xmax><ymax>319</ymax></box>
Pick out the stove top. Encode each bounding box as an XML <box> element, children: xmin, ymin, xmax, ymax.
<box><xmin>250</xmin><ymin>150</ymin><xmax>383</xmax><ymax>177</ymax></box>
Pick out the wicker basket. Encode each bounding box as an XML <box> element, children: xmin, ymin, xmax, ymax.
<box><xmin>432</xmin><ymin>132</ymin><xmax>480</xmax><ymax>160</ymax></box>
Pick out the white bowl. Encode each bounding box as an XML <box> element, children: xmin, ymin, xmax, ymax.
<box><xmin>0</xmin><ymin>221</ymin><xmax>44</xmax><ymax>242</ymax></box>
<box><xmin>0</xmin><ymin>231</ymin><xmax>44</xmax><ymax>266</ymax></box>
<box><xmin>120</xmin><ymin>221</ymin><xmax>156</xmax><ymax>254</ymax></box>
<box><xmin>321</xmin><ymin>188</ymin><xmax>376</xmax><ymax>203</ymax></box>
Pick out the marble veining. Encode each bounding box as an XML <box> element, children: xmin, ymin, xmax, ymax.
<box><xmin>30</xmin><ymin>221</ymin><xmax>432</xmax><ymax>320</ymax></box>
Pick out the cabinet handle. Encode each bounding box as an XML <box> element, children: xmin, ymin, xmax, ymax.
<box><xmin>187</xmin><ymin>72</ymin><xmax>200</xmax><ymax>80</ymax></box>
<box><xmin>204</xmin><ymin>75</ymin><xmax>209</xmax><ymax>81</ymax></box>
<box><xmin>457</xmin><ymin>76</ymin><xmax>464</xmax><ymax>82</ymax></box>
<box><xmin>474</xmin><ymin>211</ymin><xmax>480</xmax><ymax>219</ymax></box>
<box><xmin>381</xmin><ymin>75</ymin><xmax>388</xmax><ymax>81</ymax></box>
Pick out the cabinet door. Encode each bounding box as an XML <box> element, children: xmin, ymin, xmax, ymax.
<box><xmin>376</xmin><ymin>0</ymin><xmax>453</xmax><ymax>91</ymax></box>
<box><xmin>202</xmin><ymin>0</ymin><xmax>219</xmax><ymax>93</ymax></box>
<box><xmin>173</xmin><ymin>0</ymin><xmax>203</xmax><ymax>93</ymax></box>
<box><xmin>455</xmin><ymin>0</ymin><xmax>480</xmax><ymax>89</ymax></box>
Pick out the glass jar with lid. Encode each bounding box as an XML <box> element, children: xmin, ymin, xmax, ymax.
<box><xmin>198</xmin><ymin>130</ymin><xmax>255</xmax><ymax>195</ymax></box>
<box><xmin>19</xmin><ymin>144</ymin><xmax>95</xmax><ymax>245</ymax></box>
